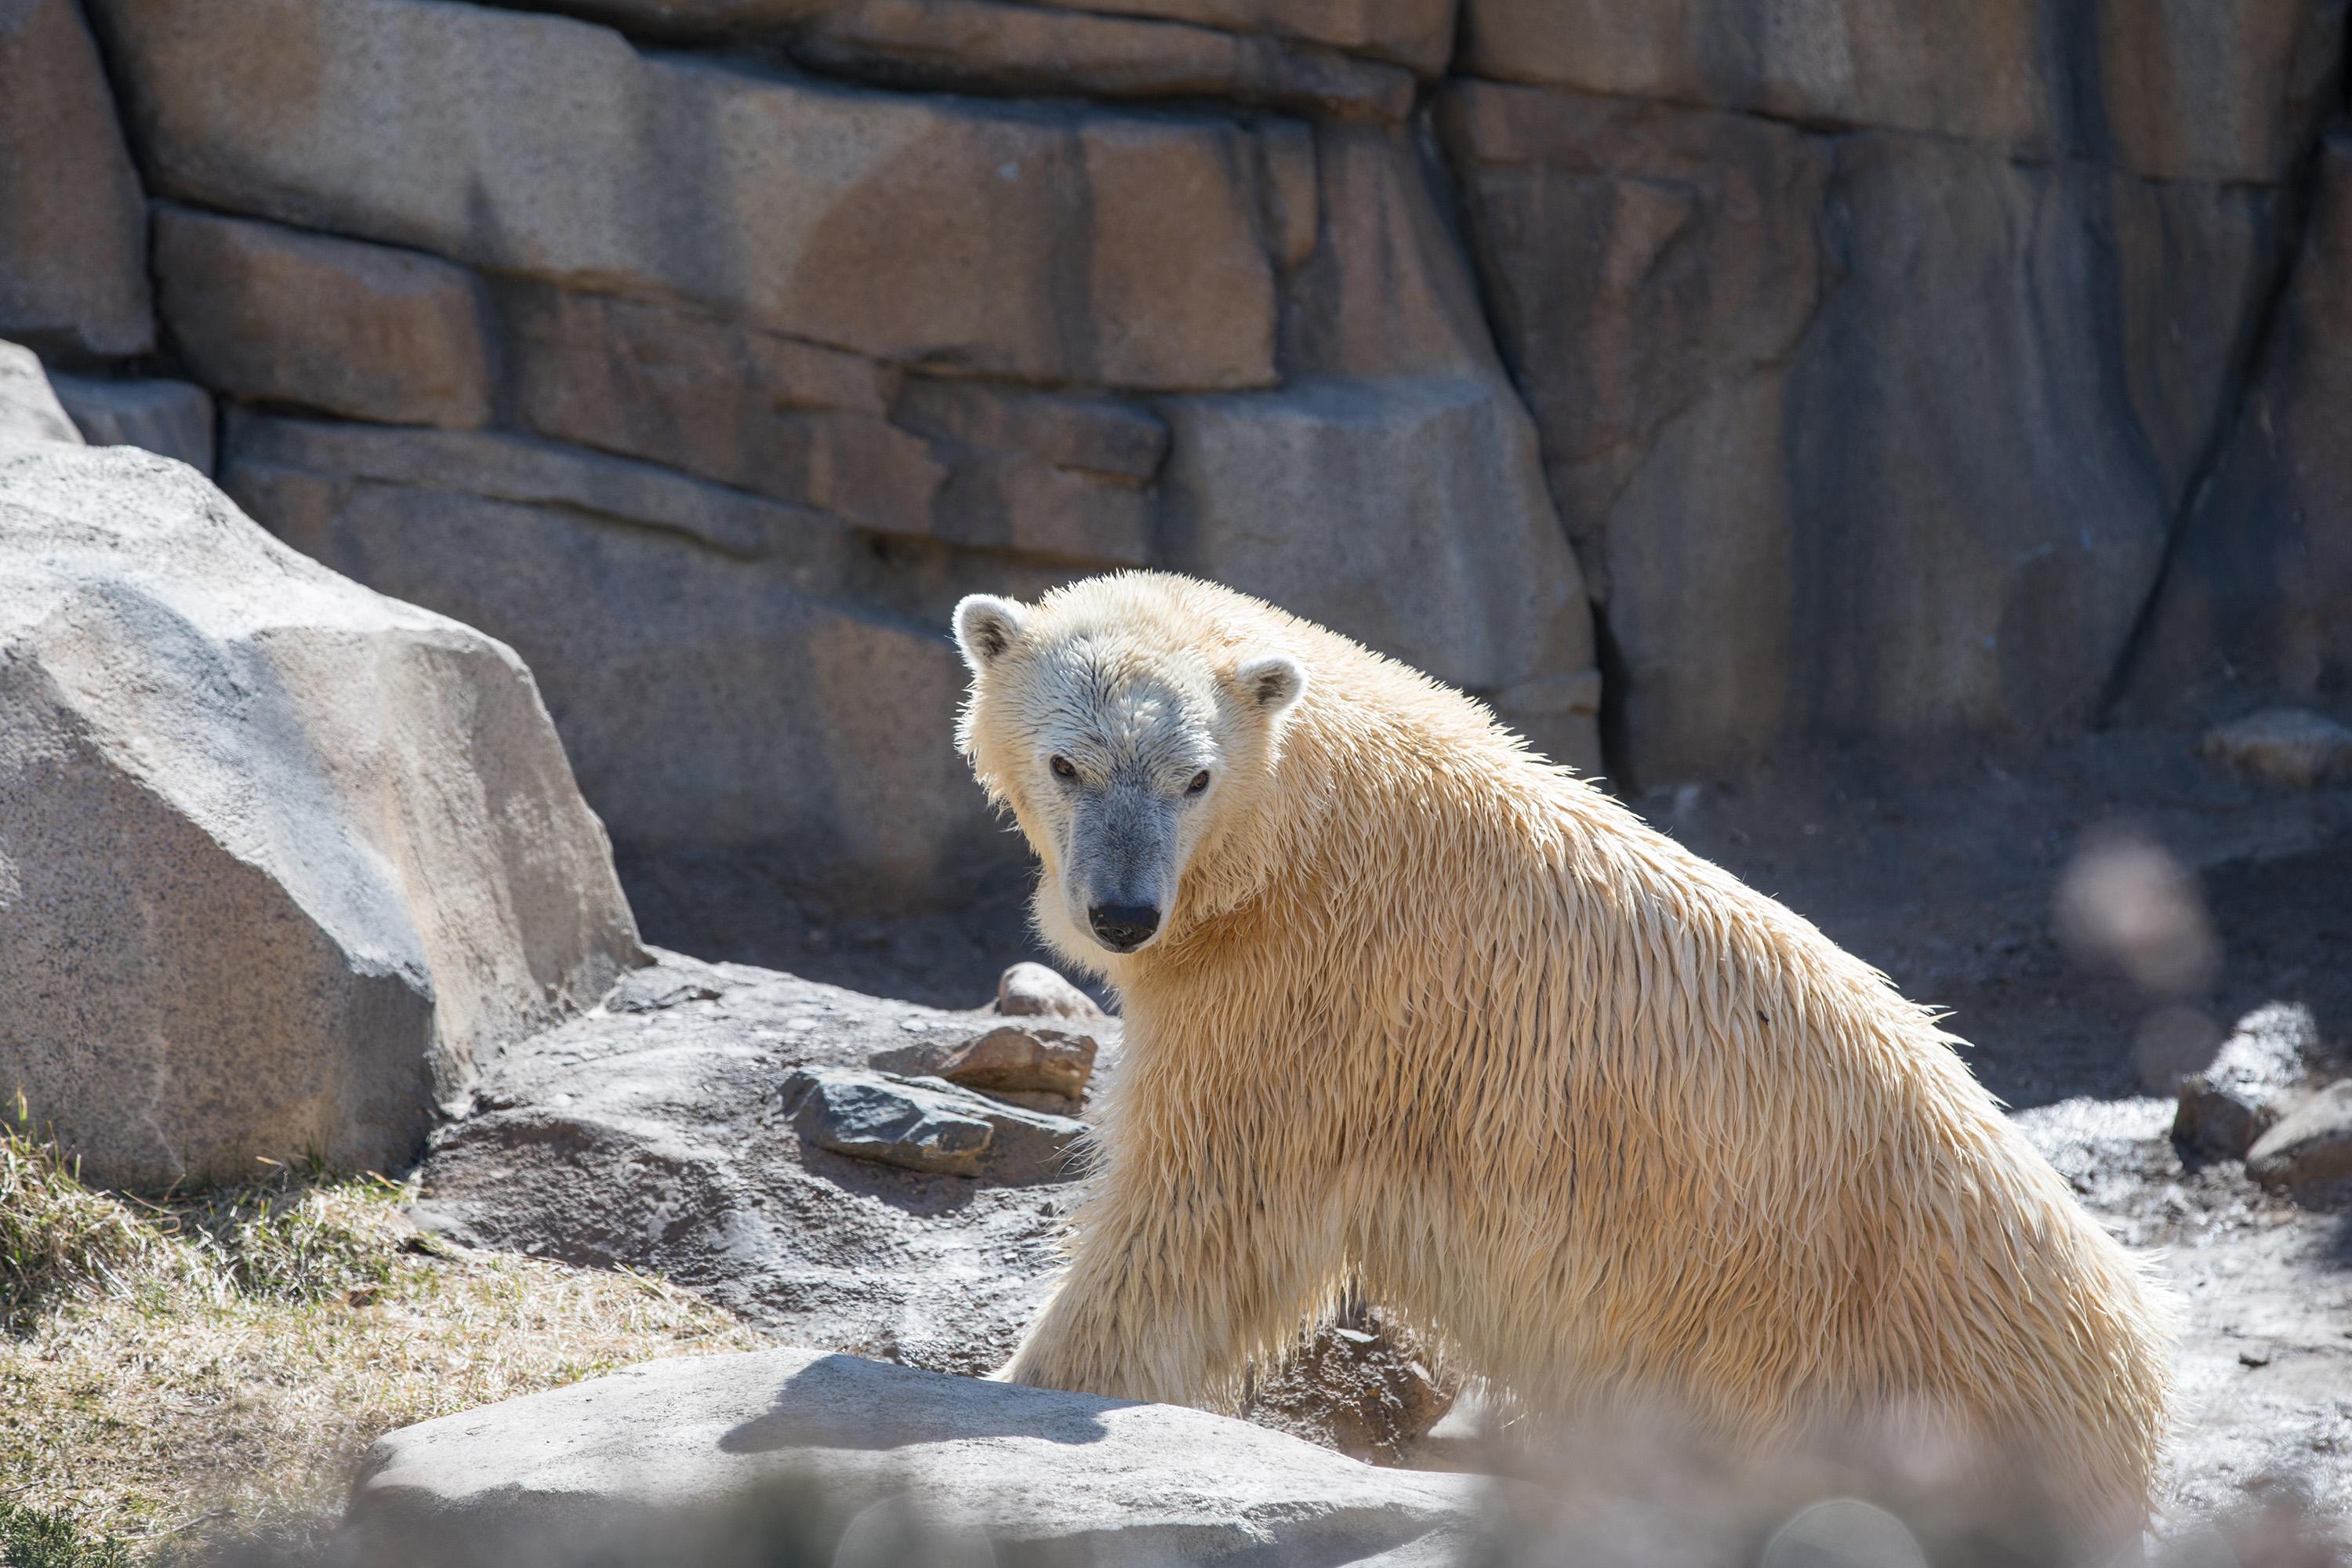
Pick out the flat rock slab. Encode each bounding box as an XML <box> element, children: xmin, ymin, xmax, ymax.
<box><xmin>344</xmin><ymin>1346</ymin><xmax>1484</xmax><ymax>1567</ymax></box>
<box><xmin>411</xmin><ymin>951</ymin><xmax>1117</xmax><ymax>1371</ymax></box>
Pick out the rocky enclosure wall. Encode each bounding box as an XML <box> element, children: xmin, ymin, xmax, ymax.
<box><xmin>5</xmin><ymin>0</ymin><xmax>2349</xmax><ymax>914</ymax></box>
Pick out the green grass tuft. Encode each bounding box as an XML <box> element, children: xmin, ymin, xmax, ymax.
<box><xmin>0</xmin><ymin>1498</ymin><xmax>132</xmax><ymax>1568</ymax></box>
<box><xmin>0</xmin><ymin>1097</ymin><xmax>151</xmax><ymax>1331</ymax></box>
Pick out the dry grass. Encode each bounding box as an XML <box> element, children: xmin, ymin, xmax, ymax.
<box><xmin>0</xmin><ymin>1111</ymin><xmax>768</xmax><ymax>1559</ymax></box>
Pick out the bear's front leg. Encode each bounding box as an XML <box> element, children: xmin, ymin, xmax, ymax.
<box><xmin>1002</xmin><ymin>1137</ymin><xmax>1330</xmax><ymax>1408</ymax></box>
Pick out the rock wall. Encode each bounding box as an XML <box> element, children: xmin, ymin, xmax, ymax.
<box><xmin>5</xmin><ymin>0</ymin><xmax>2347</xmax><ymax>910</ymax></box>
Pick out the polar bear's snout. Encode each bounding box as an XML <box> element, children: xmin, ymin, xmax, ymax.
<box><xmin>1065</xmin><ymin>781</ymin><xmax>1179</xmax><ymax>954</ymax></box>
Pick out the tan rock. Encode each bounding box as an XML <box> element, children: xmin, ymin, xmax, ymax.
<box><xmin>154</xmin><ymin>206</ymin><xmax>494</xmax><ymax>428</ymax></box>
<box><xmin>996</xmin><ymin>961</ymin><xmax>1105</xmax><ymax>1020</ymax></box>
<box><xmin>0</xmin><ymin>0</ymin><xmax>152</xmax><ymax>362</ymax></box>
<box><xmin>1456</xmin><ymin>0</ymin><xmax>2345</xmax><ymax>183</ymax></box>
<box><xmin>2198</xmin><ymin>709</ymin><xmax>2352</xmax><ymax>790</ymax></box>
<box><xmin>51</xmin><ymin>374</ymin><xmax>216</xmax><ymax>475</ymax></box>
<box><xmin>935</xmin><ymin>1025</ymin><xmax>1098</xmax><ymax>1101</ymax></box>
<box><xmin>2248</xmin><ymin>1082</ymin><xmax>2352</xmax><ymax>1202</ymax></box>
<box><xmin>0</xmin><ymin>378</ymin><xmax>641</xmax><ymax>1188</ymax></box>
<box><xmin>791</xmin><ymin>0</ymin><xmax>1414</xmax><ymax>119</ymax></box>
<box><xmin>96</xmin><ymin>0</ymin><xmax>1279</xmax><ymax>389</ymax></box>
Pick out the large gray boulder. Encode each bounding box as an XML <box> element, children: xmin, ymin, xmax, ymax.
<box><xmin>0</xmin><ymin>351</ymin><xmax>642</xmax><ymax>1187</ymax></box>
<box><xmin>0</xmin><ymin>0</ymin><xmax>153</xmax><ymax>362</ymax></box>
<box><xmin>343</xmin><ymin>1346</ymin><xmax>1486</xmax><ymax>1567</ymax></box>
<box><xmin>93</xmin><ymin>0</ymin><xmax>1281</xmax><ymax>390</ymax></box>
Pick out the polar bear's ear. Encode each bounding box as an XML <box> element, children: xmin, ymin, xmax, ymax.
<box><xmin>953</xmin><ymin>595</ymin><xmax>1029</xmax><ymax>671</ymax></box>
<box><xmin>1234</xmin><ymin>651</ymin><xmax>1308</xmax><ymax>717</ymax></box>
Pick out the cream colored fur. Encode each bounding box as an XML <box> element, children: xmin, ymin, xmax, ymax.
<box><xmin>955</xmin><ymin>572</ymin><xmax>2171</xmax><ymax>1539</ymax></box>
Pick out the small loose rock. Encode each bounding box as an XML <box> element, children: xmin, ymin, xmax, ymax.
<box><xmin>2199</xmin><ymin>708</ymin><xmax>2352</xmax><ymax>790</ymax></box>
<box><xmin>782</xmin><ymin>1065</ymin><xmax>1086</xmax><ymax>1185</ymax></box>
<box><xmin>995</xmin><ymin>962</ymin><xmax>1103</xmax><ymax>1020</ymax></box>
<box><xmin>937</xmin><ymin>1025</ymin><xmax>1097</xmax><ymax>1101</ymax></box>
<box><xmin>2174</xmin><ymin>1003</ymin><xmax>2323</xmax><ymax>1158</ymax></box>
<box><xmin>2247</xmin><ymin>1080</ymin><xmax>2352</xmax><ymax>1203</ymax></box>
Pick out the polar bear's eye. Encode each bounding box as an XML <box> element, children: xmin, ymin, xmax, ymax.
<box><xmin>1050</xmin><ymin>756</ymin><xmax>1077</xmax><ymax>781</ymax></box>
<box><xmin>1185</xmin><ymin>771</ymin><xmax>1212</xmax><ymax>796</ymax></box>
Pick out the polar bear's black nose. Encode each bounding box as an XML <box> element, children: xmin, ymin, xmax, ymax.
<box><xmin>1088</xmin><ymin>903</ymin><xmax>1160</xmax><ymax>951</ymax></box>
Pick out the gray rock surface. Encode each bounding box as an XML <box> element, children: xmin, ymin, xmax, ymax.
<box><xmin>96</xmin><ymin>0</ymin><xmax>1280</xmax><ymax>390</ymax></box>
<box><xmin>2247</xmin><ymin>1082</ymin><xmax>2352</xmax><ymax>1202</ymax></box>
<box><xmin>49</xmin><ymin>373</ymin><xmax>216</xmax><ymax>474</ymax></box>
<box><xmin>219</xmin><ymin>412</ymin><xmax>1024</xmax><ymax>905</ymax></box>
<box><xmin>2173</xmin><ymin>1004</ymin><xmax>2324</xmax><ymax>1158</ymax></box>
<box><xmin>0</xmin><ymin>0</ymin><xmax>152</xmax><ymax>362</ymax></box>
<box><xmin>0</xmin><ymin>361</ymin><xmax>641</xmax><ymax>1187</ymax></box>
<box><xmin>410</xmin><ymin>951</ymin><xmax>1092</xmax><ymax>1369</ymax></box>
<box><xmin>2199</xmin><ymin>709</ymin><xmax>2352</xmax><ymax>790</ymax></box>
<box><xmin>891</xmin><ymin>376</ymin><xmax>1162</xmax><ymax>566</ymax></box>
<box><xmin>153</xmin><ymin>205</ymin><xmax>495</xmax><ymax>428</ymax></box>
<box><xmin>342</xmin><ymin>1345</ymin><xmax>1486</xmax><ymax>1568</ymax></box>
<box><xmin>1443</xmin><ymin>79</ymin><xmax>2276</xmax><ymax>783</ymax></box>
<box><xmin>1456</xmin><ymin>0</ymin><xmax>2347</xmax><ymax>183</ymax></box>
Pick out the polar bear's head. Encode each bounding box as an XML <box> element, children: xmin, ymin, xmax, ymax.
<box><xmin>953</xmin><ymin>582</ymin><xmax>1306</xmax><ymax>965</ymax></box>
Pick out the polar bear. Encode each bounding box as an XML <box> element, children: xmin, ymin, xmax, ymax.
<box><xmin>951</xmin><ymin>572</ymin><xmax>2169</xmax><ymax>1541</ymax></box>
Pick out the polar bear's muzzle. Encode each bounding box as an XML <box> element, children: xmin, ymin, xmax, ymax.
<box><xmin>1065</xmin><ymin>782</ymin><xmax>1179</xmax><ymax>954</ymax></box>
